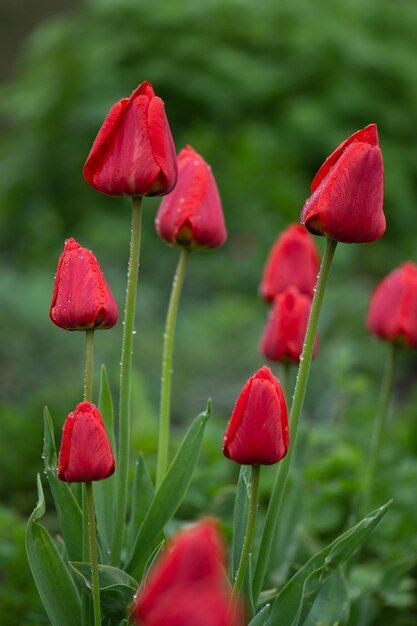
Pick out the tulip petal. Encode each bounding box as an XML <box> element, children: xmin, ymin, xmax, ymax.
<box><xmin>223</xmin><ymin>366</ymin><xmax>289</xmax><ymax>466</ymax></box>
<box><xmin>316</xmin><ymin>141</ymin><xmax>385</xmax><ymax>243</ymax></box>
<box><xmin>311</xmin><ymin>123</ymin><xmax>379</xmax><ymax>192</ymax></box>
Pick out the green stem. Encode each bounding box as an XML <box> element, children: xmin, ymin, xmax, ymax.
<box><xmin>360</xmin><ymin>342</ymin><xmax>397</xmax><ymax>517</ymax></box>
<box><xmin>156</xmin><ymin>247</ymin><xmax>191</xmax><ymax>489</ymax></box>
<box><xmin>233</xmin><ymin>464</ymin><xmax>261</xmax><ymax>600</ymax></box>
<box><xmin>111</xmin><ymin>196</ymin><xmax>143</xmax><ymax>565</ymax></box>
<box><xmin>81</xmin><ymin>329</ymin><xmax>95</xmax><ymax>625</ymax></box>
<box><xmin>85</xmin><ymin>482</ymin><xmax>101</xmax><ymax>626</ymax></box>
<box><xmin>252</xmin><ymin>237</ymin><xmax>337</xmax><ymax>602</ymax></box>
<box><xmin>84</xmin><ymin>329</ymin><xmax>95</xmax><ymax>403</ymax></box>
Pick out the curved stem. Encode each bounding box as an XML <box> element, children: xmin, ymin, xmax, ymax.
<box><xmin>84</xmin><ymin>329</ymin><xmax>95</xmax><ymax>403</ymax></box>
<box><xmin>81</xmin><ymin>329</ymin><xmax>95</xmax><ymax>625</ymax></box>
<box><xmin>252</xmin><ymin>237</ymin><xmax>337</xmax><ymax>602</ymax></box>
<box><xmin>360</xmin><ymin>342</ymin><xmax>397</xmax><ymax>517</ymax></box>
<box><xmin>156</xmin><ymin>247</ymin><xmax>191</xmax><ymax>489</ymax></box>
<box><xmin>86</xmin><ymin>482</ymin><xmax>101</xmax><ymax>626</ymax></box>
<box><xmin>111</xmin><ymin>196</ymin><xmax>143</xmax><ymax>565</ymax></box>
<box><xmin>233</xmin><ymin>464</ymin><xmax>260</xmax><ymax>600</ymax></box>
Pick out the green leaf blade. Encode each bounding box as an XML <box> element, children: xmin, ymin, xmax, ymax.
<box><xmin>266</xmin><ymin>501</ymin><xmax>392</xmax><ymax>626</ymax></box>
<box><xmin>26</xmin><ymin>475</ymin><xmax>81</xmax><ymax>626</ymax></box>
<box><xmin>125</xmin><ymin>404</ymin><xmax>210</xmax><ymax>577</ymax></box>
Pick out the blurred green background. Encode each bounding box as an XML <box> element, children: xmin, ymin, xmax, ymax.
<box><xmin>1</xmin><ymin>0</ymin><xmax>417</xmax><ymax>624</ymax></box>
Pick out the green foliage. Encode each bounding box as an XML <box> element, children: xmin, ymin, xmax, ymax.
<box><xmin>26</xmin><ymin>476</ymin><xmax>81</xmax><ymax>626</ymax></box>
<box><xmin>0</xmin><ymin>505</ymin><xmax>48</xmax><ymax>625</ymax></box>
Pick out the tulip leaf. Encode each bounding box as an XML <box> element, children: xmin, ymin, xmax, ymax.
<box><xmin>43</xmin><ymin>407</ymin><xmax>83</xmax><ymax>562</ymax></box>
<box><xmin>70</xmin><ymin>562</ymin><xmax>137</xmax><ymax>624</ymax></box>
<box><xmin>26</xmin><ymin>474</ymin><xmax>81</xmax><ymax>626</ymax></box>
<box><xmin>232</xmin><ymin>464</ymin><xmax>251</xmax><ymax>579</ymax></box>
<box><xmin>99</xmin><ymin>584</ymin><xmax>136</xmax><ymax>621</ymax></box>
<box><xmin>94</xmin><ymin>365</ymin><xmax>117</xmax><ymax>561</ymax></box>
<box><xmin>303</xmin><ymin>568</ymin><xmax>350</xmax><ymax>626</ymax></box>
<box><xmin>69</xmin><ymin>561</ymin><xmax>138</xmax><ymax>590</ymax></box>
<box><xmin>125</xmin><ymin>403</ymin><xmax>210</xmax><ymax>576</ymax></box>
<box><xmin>126</xmin><ymin>453</ymin><xmax>155</xmax><ymax>557</ymax></box>
<box><xmin>248</xmin><ymin>604</ymin><xmax>271</xmax><ymax>625</ymax></box>
<box><xmin>266</xmin><ymin>501</ymin><xmax>392</xmax><ymax>626</ymax></box>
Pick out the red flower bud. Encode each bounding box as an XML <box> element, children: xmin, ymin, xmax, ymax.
<box><xmin>155</xmin><ymin>145</ymin><xmax>227</xmax><ymax>249</ymax></box>
<box><xmin>260</xmin><ymin>224</ymin><xmax>319</xmax><ymax>301</ymax></box>
<box><xmin>223</xmin><ymin>366</ymin><xmax>289</xmax><ymax>465</ymax></box>
<box><xmin>367</xmin><ymin>262</ymin><xmax>417</xmax><ymax>348</ymax></box>
<box><xmin>84</xmin><ymin>81</ymin><xmax>177</xmax><ymax>197</ymax></box>
<box><xmin>260</xmin><ymin>287</ymin><xmax>318</xmax><ymax>364</ymax></box>
<box><xmin>133</xmin><ymin>519</ymin><xmax>243</xmax><ymax>626</ymax></box>
<box><xmin>58</xmin><ymin>401</ymin><xmax>115</xmax><ymax>482</ymax></box>
<box><xmin>301</xmin><ymin>124</ymin><xmax>385</xmax><ymax>243</ymax></box>
<box><xmin>50</xmin><ymin>238</ymin><xmax>118</xmax><ymax>331</ymax></box>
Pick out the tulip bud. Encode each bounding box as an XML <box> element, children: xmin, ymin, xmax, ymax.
<box><xmin>260</xmin><ymin>287</ymin><xmax>318</xmax><ymax>364</ymax></box>
<box><xmin>155</xmin><ymin>145</ymin><xmax>227</xmax><ymax>249</ymax></box>
<box><xmin>223</xmin><ymin>366</ymin><xmax>289</xmax><ymax>465</ymax></box>
<box><xmin>58</xmin><ymin>401</ymin><xmax>115</xmax><ymax>482</ymax></box>
<box><xmin>260</xmin><ymin>224</ymin><xmax>319</xmax><ymax>301</ymax></box>
<box><xmin>133</xmin><ymin>519</ymin><xmax>243</xmax><ymax>626</ymax></box>
<box><xmin>301</xmin><ymin>124</ymin><xmax>385</xmax><ymax>243</ymax></box>
<box><xmin>84</xmin><ymin>81</ymin><xmax>177</xmax><ymax>197</ymax></box>
<box><xmin>50</xmin><ymin>238</ymin><xmax>118</xmax><ymax>331</ymax></box>
<box><xmin>367</xmin><ymin>262</ymin><xmax>417</xmax><ymax>348</ymax></box>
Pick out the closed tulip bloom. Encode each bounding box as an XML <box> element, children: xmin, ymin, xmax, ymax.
<box><xmin>367</xmin><ymin>262</ymin><xmax>417</xmax><ymax>348</ymax></box>
<box><xmin>301</xmin><ymin>124</ymin><xmax>385</xmax><ymax>243</ymax></box>
<box><xmin>134</xmin><ymin>520</ymin><xmax>243</xmax><ymax>626</ymax></box>
<box><xmin>260</xmin><ymin>224</ymin><xmax>319</xmax><ymax>301</ymax></box>
<box><xmin>58</xmin><ymin>401</ymin><xmax>115</xmax><ymax>482</ymax></box>
<box><xmin>50</xmin><ymin>238</ymin><xmax>118</xmax><ymax>331</ymax></box>
<box><xmin>155</xmin><ymin>145</ymin><xmax>227</xmax><ymax>249</ymax></box>
<box><xmin>84</xmin><ymin>81</ymin><xmax>177</xmax><ymax>197</ymax></box>
<box><xmin>223</xmin><ymin>366</ymin><xmax>289</xmax><ymax>465</ymax></box>
<box><xmin>260</xmin><ymin>287</ymin><xmax>318</xmax><ymax>364</ymax></box>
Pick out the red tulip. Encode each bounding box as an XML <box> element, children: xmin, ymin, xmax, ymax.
<box><xmin>301</xmin><ymin>124</ymin><xmax>385</xmax><ymax>243</ymax></box>
<box><xmin>50</xmin><ymin>237</ymin><xmax>118</xmax><ymax>331</ymax></box>
<box><xmin>133</xmin><ymin>520</ymin><xmax>243</xmax><ymax>626</ymax></box>
<box><xmin>58</xmin><ymin>401</ymin><xmax>115</xmax><ymax>482</ymax></box>
<box><xmin>260</xmin><ymin>287</ymin><xmax>318</xmax><ymax>364</ymax></box>
<box><xmin>260</xmin><ymin>224</ymin><xmax>319</xmax><ymax>301</ymax></box>
<box><xmin>155</xmin><ymin>145</ymin><xmax>227</xmax><ymax>249</ymax></box>
<box><xmin>84</xmin><ymin>81</ymin><xmax>177</xmax><ymax>197</ymax></box>
<box><xmin>223</xmin><ymin>366</ymin><xmax>289</xmax><ymax>465</ymax></box>
<box><xmin>367</xmin><ymin>262</ymin><xmax>417</xmax><ymax>348</ymax></box>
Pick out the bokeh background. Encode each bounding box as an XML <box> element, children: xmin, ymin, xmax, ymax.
<box><xmin>1</xmin><ymin>0</ymin><xmax>417</xmax><ymax>624</ymax></box>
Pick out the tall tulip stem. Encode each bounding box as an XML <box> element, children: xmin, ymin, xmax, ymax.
<box><xmin>156</xmin><ymin>247</ymin><xmax>191</xmax><ymax>489</ymax></box>
<box><xmin>233</xmin><ymin>464</ymin><xmax>260</xmax><ymax>600</ymax></box>
<box><xmin>253</xmin><ymin>237</ymin><xmax>337</xmax><ymax>601</ymax></box>
<box><xmin>85</xmin><ymin>481</ymin><xmax>101</xmax><ymax>626</ymax></box>
<box><xmin>360</xmin><ymin>342</ymin><xmax>397</xmax><ymax>517</ymax></box>
<box><xmin>84</xmin><ymin>329</ymin><xmax>95</xmax><ymax>403</ymax></box>
<box><xmin>81</xmin><ymin>329</ymin><xmax>95</xmax><ymax>625</ymax></box>
<box><xmin>112</xmin><ymin>196</ymin><xmax>143</xmax><ymax>565</ymax></box>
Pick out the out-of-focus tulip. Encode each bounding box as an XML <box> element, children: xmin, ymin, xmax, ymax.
<box><xmin>58</xmin><ymin>401</ymin><xmax>115</xmax><ymax>482</ymax></box>
<box><xmin>50</xmin><ymin>237</ymin><xmax>118</xmax><ymax>331</ymax></box>
<box><xmin>301</xmin><ymin>124</ymin><xmax>385</xmax><ymax>243</ymax></box>
<box><xmin>260</xmin><ymin>287</ymin><xmax>318</xmax><ymax>363</ymax></box>
<box><xmin>223</xmin><ymin>366</ymin><xmax>289</xmax><ymax>465</ymax></box>
<box><xmin>133</xmin><ymin>519</ymin><xmax>243</xmax><ymax>626</ymax></box>
<box><xmin>84</xmin><ymin>81</ymin><xmax>177</xmax><ymax>197</ymax></box>
<box><xmin>155</xmin><ymin>145</ymin><xmax>227</xmax><ymax>249</ymax></box>
<box><xmin>260</xmin><ymin>224</ymin><xmax>319</xmax><ymax>301</ymax></box>
<box><xmin>367</xmin><ymin>262</ymin><xmax>417</xmax><ymax>348</ymax></box>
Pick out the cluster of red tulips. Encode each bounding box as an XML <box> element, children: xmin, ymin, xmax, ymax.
<box><xmin>27</xmin><ymin>80</ymin><xmax>417</xmax><ymax>626</ymax></box>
